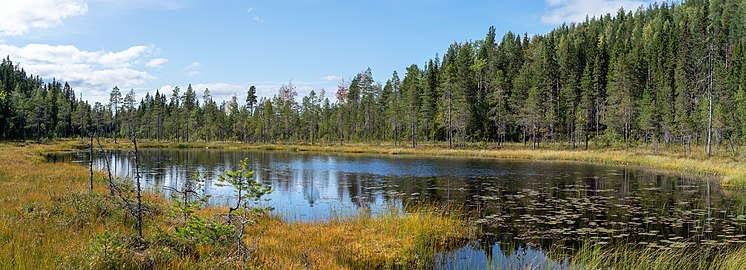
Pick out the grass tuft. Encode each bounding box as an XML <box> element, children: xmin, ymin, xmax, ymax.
<box><xmin>0</xmin><ymin>141</ymin><xmax>476</xmax><ymax>269</ymax></box>
<box><xmin>563</xmin><ymin>244</ymin><xmax>746</xmax><ymax>270</ymax></box>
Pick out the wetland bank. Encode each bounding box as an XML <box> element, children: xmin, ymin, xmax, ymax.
<box><xmin>4</xmin><ymin>0</ymin><xmax>746</xmax><ymax>268</ymax></box>
<box><xmin>46</xmin><ymin>141</ymin><xmax>746</xmax><ymax>269</ymax></box>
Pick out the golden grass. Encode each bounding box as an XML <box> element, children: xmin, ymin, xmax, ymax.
<box><xmin>94</xmin><ymin>139</ymin><xmax>746</xmax><ymax>187</ymax></box>
<box><xmin>0</xmin><ymin>142</ymin><xmax>136</xmax><ymax>269</ymax></box>
<box><xmin>250</xmin><ymin>207</ymin><xmax>475</xmax><ymax>269</ymax></box>
<box><xmin>0</xmin><ymin>141</ymin><xmax>475</xmax><ymax>269</ymax></box>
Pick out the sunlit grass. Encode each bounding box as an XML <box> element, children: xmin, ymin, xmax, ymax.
<box><xmin>250</xmin><ymin>205</ymin><xmax>475</xmax><ymax>269</ymax></box>
<box><xmin>0</xmin><ymin>141</ymin><xmax>475</xmax><ymax>269</ymax></box>
<box><xmin>563</xmin><ymin>244</ymin><xmax>746</xmax><ymax>270</ymax></box>
<box><xmin>0</xmin><ymin>142</ymin><xmax>147</xmax><ymax>269</ymax></box>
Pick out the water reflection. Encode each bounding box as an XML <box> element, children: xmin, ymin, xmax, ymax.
<box><xmin>49</xmin><ymin>149</ymin><xmax>746</xmax><ymax>267</ymax></box>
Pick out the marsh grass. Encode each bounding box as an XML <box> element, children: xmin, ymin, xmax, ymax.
<box><xmin>560</xmin><ymin>244</ymin><xmax>746</xmax><ymax>270</ymax></box>
<box><xmin>0</xmin><ymin>142</ymin><xmax>476</xmax><ymax>269</ymax></box>
<box><xmin>249</xmin><ymin>204</ymin><xmax>476</xmax><ymax>269</ymax></box>
<box><xmin>0</xmin><ymin>142</ymin><xmax>155</xmax><ymax>269</ymax></box>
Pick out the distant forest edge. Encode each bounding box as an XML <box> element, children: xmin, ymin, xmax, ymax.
<box><xmin>2</xmin><ymin>1</ymin><xmax>746</xmax><ymax>155</ymax></box>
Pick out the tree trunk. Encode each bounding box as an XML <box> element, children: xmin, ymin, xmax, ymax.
<box><xmin>132</xmin><ymin>134</ymin><xmax>143</xmax><ymax>238</ymax></box>
<box><xmin>89</xmin><ymin>132</ymin><xmax>94</xmax><ymax>191</ymax></box>
<box><xmin>707</xmin><ymin>42</ymin><xmax>713</xmax><ymax>157</ymax></box>
<box><xmin>411</xmin><ymin>120</ymin><xmax>416</xmax><ymax>148</ymax></box>
<box><xmin>448</xmin><ymin>97</ymin><xmax>453</xmax><ymax>149</ymax></box>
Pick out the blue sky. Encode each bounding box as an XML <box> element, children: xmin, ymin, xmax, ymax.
<box><xmin>0</xmin><ymin>0</ymin><xmax>660</xmax><ymax>104</ymax></box>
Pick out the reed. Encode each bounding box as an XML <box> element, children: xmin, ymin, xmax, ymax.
<box><xmin>564</xmin><ymin>244</ymin><xmax>746</xmax><ymax>270</ymax></box>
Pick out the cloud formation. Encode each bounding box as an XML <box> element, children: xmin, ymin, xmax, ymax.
<box><xmin>542</xmin><ymin>0</ymin><xmax>652</xmax><ymax>24</ymax></box>
<box><xmin>0</xmin><ymin>0</ymin><xmax>88</xmax><ymax>36</ymax></box>
<box><xmin>0</xmin><ymin>43</ymin><xmax>158</xmax><ymax>100</ymax></box>
<box><xmin>146</xmin><ymin>58</ymin><xmax>168</xmax><ymax>68</ymax></box>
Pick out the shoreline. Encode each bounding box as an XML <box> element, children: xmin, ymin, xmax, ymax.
<box><xmin>0</xmin><ymin>142</ymin><xmax>475</xmax><ymax>268</ymax></box>
<box><xmin>76</xmin><ymin>139</ymin><xmax>746</xmax><ymax>187</ymax></box>
<box><xmin>5</xmin><ymin>141</ymin><xmax>746</xmax><ymax>269</ymax></box>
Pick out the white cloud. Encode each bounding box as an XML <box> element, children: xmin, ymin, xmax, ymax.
<box><xmin>542</xmin><ymin>0</ymin><xmax>653</xmax><ymax>24</ymax></box>
<box><xmin>158</xmin><ymin>84</ymin><xmax>174</xmax><ymax>93</ymax></box>
<box><xmin>0</xmin><ymin>43</ymin><xmax>156</xmax><ymax>101</ymax></box>
<box><xmin>246</xmin><ymin>8</ymin><xmax>254</xmax><ymax>13</ymax></box>
<box><xmin>0</xmin><ymin>0</ymin><xmax>88</xmax><ymax>36</ymax></box>
<box><xmin>185</xmin><ymin>62</ymin><xmax>202</xmax><ymax>77</ymax></box>
<box><xmin>146</xmin><ymin>58</ymin><xmax>168</xmax><ymax>68</ymax></box>
<box><xmin>99</xmin><ymin>45</ymin><xmax>153</xmax><ymax>67</ymax></box>
<box><xmin>321</xmin><ymin>75</ymin><xmax>343</xmax><ymax>81</ymax></box>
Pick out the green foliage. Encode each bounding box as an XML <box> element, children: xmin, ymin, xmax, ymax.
<box><xmin>82</xmin><ymin>161</ymin><xmax>272</xmax><ymax>269</ymax></box>
<box><xmin>219</xmin><ymin>158</ymin><xmax>273</xmax><ymax>222</ymax></box>
<box><xmin>167</xmin><ymin>171</ymin><xmax>236</xmax><ymax>247</ymax></box>
<box><xmin>52</xmin><ymin>192</ymin><xmax>127</xmax><ymax>229</ymax></box>
<box><xmin>217</xmin><ymin>157</ymin><xmax>273</xmax><ymax>261</ymax></box>
<box><xmin>3</xmin><ymin>1</ymin><xmax>746</xmax><ymax>153</ymax></box>
<box><xmin>87</xmin><ymin>231</ymin><xmax>130</xmax><ymax>269</ymax></box>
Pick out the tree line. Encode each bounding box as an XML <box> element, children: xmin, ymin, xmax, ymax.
<box><xmin>2</xmin><ymin>0</ymin><xmax>746</xmax><ymax>155</ymax></box>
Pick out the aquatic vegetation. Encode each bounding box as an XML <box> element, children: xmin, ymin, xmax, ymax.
<box><xmin>564</xmin><ymin>243</ymin><xmax>746</xmax><ymax>270</ymax></box>
<box><xmin>472</xmin><ymin>183</ymin><xmax>746</xmax><ymax>253</ymax></box>
<box><xmin>53</xmin><ymin>139</ymin><xmax>746</xmax><ymax>268</ymax></box>
<box><xmin>94</xmin><ymin>139</ymin><xmax>746</xmax><ymax>187</ymax></box>
<box><xmin>0</xmin><ymin>142</ymin><xmax>475</xmax><ymax>269</ymax></box>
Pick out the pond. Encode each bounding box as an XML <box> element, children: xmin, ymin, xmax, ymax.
<box><xmin>49</xmin><ymin>148</ymin><xmax>746</xmax><ymax>269</ymax></box>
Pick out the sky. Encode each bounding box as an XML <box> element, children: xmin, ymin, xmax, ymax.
<box><xmin>0</xmin><ymin>0</ymin><xmax>662</xmax><ymax>104</ymax></box>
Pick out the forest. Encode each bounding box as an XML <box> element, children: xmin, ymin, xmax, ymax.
<box><xmin>1</xmin><ymin>0</ymin><xmax>746</xmax><ymax>156</ymax></box>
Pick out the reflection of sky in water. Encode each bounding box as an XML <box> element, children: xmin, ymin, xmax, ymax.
<box><xmin>52</xmin><ymin>149</ymin><xmax>744</xmax><ymax>269</ymax></box>
<box><xmin>436</xmin><ymin>243</ymin><xmax>567</xmax><ymax>270</ymax></box>
<box><xmin>80</xmin><ymin>150</ymin><xmax>558</xmax><ymax>222</ymax></box>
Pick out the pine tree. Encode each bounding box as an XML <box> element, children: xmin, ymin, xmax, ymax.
<box><xmin>402</xmin><ymin>64</ymin><xmax>422</xmax><ymax>148</ymax></box>
<box><xmin>247</xmin><ymin>85</ymin><xmax>257</xmax><ymax>114</ymax></box>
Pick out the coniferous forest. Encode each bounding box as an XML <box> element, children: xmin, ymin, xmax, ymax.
<box><xmin>2</xmin><ymin>1</ymin><xmax>746</xmax><ymax>155</ymax></box>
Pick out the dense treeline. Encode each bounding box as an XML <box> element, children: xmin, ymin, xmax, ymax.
<box><xmin>0</xmin><ymin>57</ymin><xmax>94</xmax><ymax>140</ymax></box>
<box><xmin>2</xmin><ymin>1</ymin><xmax>746</xmax><ymax>155</ymax></box>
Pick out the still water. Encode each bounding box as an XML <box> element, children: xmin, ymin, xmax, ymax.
<box><xmin>50</xmin><ymin>148</ymin><xmax>746</xmax><ymax>269</ymax></box>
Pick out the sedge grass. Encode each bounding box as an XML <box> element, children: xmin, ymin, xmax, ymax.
<box><xmin>249</xmin><ymin>205</ymin><xmax>476</xmax><ymax>269</ymax></box>
<box><xmin>0</xmin><ymin>142</ymin><xmax>475</xmax><ymax>269</ymax></box>
<box><xmin>562</xmin><ymin>243</ymin><xmax>746</xmax><ymax>270</ymax></box>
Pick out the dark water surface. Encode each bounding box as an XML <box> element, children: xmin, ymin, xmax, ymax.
<box><xmin>49</xmin><ymin>148</ymin><xmax>746</xmax><ymax>269</ymax></box>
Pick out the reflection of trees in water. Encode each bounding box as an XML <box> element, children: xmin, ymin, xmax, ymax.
<box><xmin>75</xmin><ymin>150</ymin><xmax>746</xmax><ymax>252</ymax></box>
<box><xmin>345</xmin><ymin>173</ymin><xmax>374</xmax><ymax>210</ymax></box>
<box><xmin>302</xmin><ymin>171</ymin><xmax>319</xmax><ymax>206</ymax></box>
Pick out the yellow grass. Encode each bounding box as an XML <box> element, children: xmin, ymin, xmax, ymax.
<box><xmin>0</xmin><ymin>141</ymin><xmax>474</xmax><ymax>269</ymax></box>
<box><xmin>0</xmin><ymin>141</ymin><xmax>154</xmax><ymax>269</ymax></box>
<box><xmin>250</xmin><ymin>206</ymin><xmax>474</xmax><ymax>269</ymax></box>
